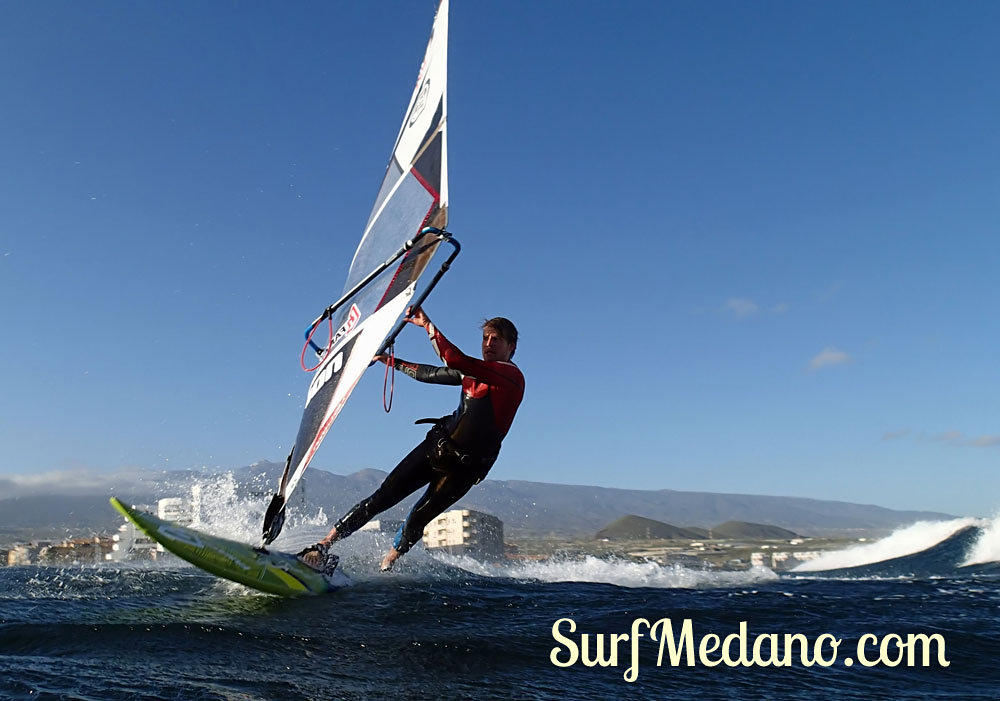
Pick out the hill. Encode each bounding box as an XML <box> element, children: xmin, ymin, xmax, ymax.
<box><xmin>596</xmin><ymin>515</ymin><xmax>704</xmax><ymax>540</ymax></box>
<box><xmin>709</xmin><ymin>521</ymin><xmax>799</xmax><ymax>539</ymax></box>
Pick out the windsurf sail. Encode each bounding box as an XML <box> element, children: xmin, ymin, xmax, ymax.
<box><xmin>263</xmin><ymin>0</ymin><xmax>456</xmax><ymax>544</ymax></box>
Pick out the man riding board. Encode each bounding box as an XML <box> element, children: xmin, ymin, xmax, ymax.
<box><xmin>299</xmin><ymin>307</ymin><xmax>524</xmax><ymax>572</ymax></box>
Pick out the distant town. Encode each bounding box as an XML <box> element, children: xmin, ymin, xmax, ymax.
<box><xmin>0</xmin><ymin>485</ymin><xmax>861</xmax><ymax>572</ymax></box>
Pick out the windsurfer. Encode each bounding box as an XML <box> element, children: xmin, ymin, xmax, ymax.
<box><xmin>299</xmin><ymin>307</ymin><xmax>524</xmax><ymax>572</ymax></box>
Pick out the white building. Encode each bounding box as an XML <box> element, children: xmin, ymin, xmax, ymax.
<box><xmin>152</xmin><ymin>487</ymin><xmax>202</xmax><ymax>553</ymax></box>
<box><xmin>157</xmin><ymin>497</ymin><xmax>192</xmax><ymax>526</ymax></box>
<box><xmin>422</xmin><ymin>509</ymin><xmax>504</xmax><ymax>560</ymax></box>
<box><xmin>752</xmin><ymin>550</ymin><xmax>824</xmax><ymax>570</ymax></box>
<box><xmin>359</xmin><ymin>519</ymin><xmax>403</xmax><ymax>534</ymax></box>
<box><xmin>155</xmin><ymin>485</ymin><xmax>203</xmax><ymax>526</ymax></box>
<box><xmin>107</xmin><ymin>520</ymin><xmax>158</xmax><ymax>562</ymax></box>
<box><xmin>7</xmin><ymin>545</ymin><xmax>32</xmax><ymax>566</ymax></box>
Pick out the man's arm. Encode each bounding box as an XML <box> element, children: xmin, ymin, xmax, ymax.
<box><xmin>372</xmin><ymin>354</ymin><xmax>462</xmax><ymax>385</ymax></box>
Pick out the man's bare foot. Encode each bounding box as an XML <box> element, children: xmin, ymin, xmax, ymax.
<box><xmin>380</xmin><ymin>547</ymin><xmax>401</xmax><ymax>572</ymax></box>
<box><xmin>298</xmin><ymin>547</ymin><xmax>322</xmax><ymax>569</ymax></box>
<box><xmin>297</xmin><ymin>543</ymin><xmax>328</xmax><ymax>570</ymax></box>
<box><xmin>297</xmin><ymin>529</ymin><xmax>339</xmax><ymax>570</ymax></box>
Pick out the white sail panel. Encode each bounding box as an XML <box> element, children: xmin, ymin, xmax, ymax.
<box><xmin>263</xmin><ymin>0</ymin><xmax>450</xmax><ymax>543</ymax></box>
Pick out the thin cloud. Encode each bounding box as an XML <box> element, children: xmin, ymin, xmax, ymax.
<box><xmin>887</xmin><ymin>430</ymin><xmax>1000</xmax><ymax>448</ymax></box>
<box><xmin>818</xmin><ymin>281</ymin><xmax>843</xmax><ymax>303</ymax></box>
<box><xmin>1</xmin><ymin>468</ymin><xmax>151</xmax><ymax>498</ymax></box>
<box><xmin>724</xmin><ymin>298</ymin><xmax>760</xmax><ymax>317</ymax></box>
<box><xmin>969</xmin><ymin>435</ymin><xmax>1000</xmax><ymax>447</ymax></box>
<box><xmin>714</xmin><ymin>298</ymin><xmax>787</xmax><ymax>318</ymax></box>
<box><xmin>810</xmin><ymin>347</ymin><xmax>852</xmax><ymax>370</ymax></box>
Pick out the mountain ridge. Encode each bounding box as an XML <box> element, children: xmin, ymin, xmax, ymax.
<box><xmin>0</xmin><ymin>462</ymin><xmax>954</xmax><ymax>540</ymax></box>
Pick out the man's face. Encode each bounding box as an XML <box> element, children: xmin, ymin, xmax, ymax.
<box><xmin>482</xmin><ymin>325</ymin><xmax>514</xmax><ymax>362</ymax></box>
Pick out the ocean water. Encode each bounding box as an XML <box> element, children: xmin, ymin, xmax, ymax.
<box><xmin>2</xmin><ymin>489</ymin><xmax>999</xmax><ymax>700</ymax></box>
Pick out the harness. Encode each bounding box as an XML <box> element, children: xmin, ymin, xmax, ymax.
<box><xmin>415</xmin><ymin>416</ymin><xmax>497</xmax><ymax>480</ymax></box>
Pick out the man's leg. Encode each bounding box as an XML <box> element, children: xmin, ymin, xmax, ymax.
<box><xmin>300</xmin><ymin>440</ymin><xmax>432</xmax><ymax>569</ymax></box>
<box><xmin>380</xmin><ymin>466</ymin><xmax>486</xmax><ymax>570</ymax></box>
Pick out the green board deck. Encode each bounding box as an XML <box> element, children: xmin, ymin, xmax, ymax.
<box><xmin>110</xmin><ymin>497</ymin><xmax>340</xmax><ymax>596</ymax></box>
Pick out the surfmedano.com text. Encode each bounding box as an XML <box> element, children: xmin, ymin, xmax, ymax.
<box><xmin>550</xmin><ymin>617</ymin><xmax>950</xmax><ymax>682</ymax></box>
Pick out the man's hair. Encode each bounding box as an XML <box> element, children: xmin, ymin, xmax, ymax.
<box><xmin>482</xmin><ymin>317</ymin><xmax>518</xmax><ymax>357</ymax></box>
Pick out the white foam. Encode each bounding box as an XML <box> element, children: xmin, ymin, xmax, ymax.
<box><xmin>962</xmin><ymin>512</ymin><xmax>1000</xmax><ymax>566</ymax></box>
<box><xmin>156</xmin><ymin>471</ymin><xmax>333</xmax><ymax>552</ymax></box>
<box><xmin>432</xmin><ymin>553</ymin><xmax>778</xmax><ymax>589</ymax></box>
<box><xmin>792</xmin><ymin>518</ymin><xmax>982</xmax><ymax>572</ymax></box>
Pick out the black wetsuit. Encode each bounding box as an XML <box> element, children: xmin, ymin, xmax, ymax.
<box><xmin>332</xmin><ymin>322</ymin><xmax>524</xmax><ymax>555</ymax></box>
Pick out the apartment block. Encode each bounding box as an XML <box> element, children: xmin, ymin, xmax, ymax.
<box><xmin>422</xmin><ymin>509</ymin><xmax>503</xmax><ymax>560</ymax></box>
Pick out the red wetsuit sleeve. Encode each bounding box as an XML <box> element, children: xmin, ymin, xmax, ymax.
<box><xmin>426</xmin><ymin>322</ymin><xmax>525</xmax><ymax>443</ymax></box>
<box><xmin>427</xmin><ymin>324</ymin><xmax>524</xmax><ymax>390</ymax></box>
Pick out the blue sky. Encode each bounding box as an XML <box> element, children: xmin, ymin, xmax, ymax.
<box><xmin>1</xmin><ymin>1</ymin><xmax>997</xmax><ymax>517</ymax></box>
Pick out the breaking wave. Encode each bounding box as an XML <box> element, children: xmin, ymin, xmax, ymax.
<box><xmin>792</xmin><ymin>515</ymin><xmax>1000</xmax><ymax>576</ymax></box>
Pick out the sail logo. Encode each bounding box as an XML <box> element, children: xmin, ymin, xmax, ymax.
<box><xmin>305</xmin><ymin>334</ymin><xmax>359</xmax><ymax>407</ymax></box>
<box><xmin>408</xmin><ymin>78</ymin><xmax>431</xmax><ymax>127</ymax></box>
<box><xmin>306</xmin><ymin>350</ymin><xmax>344</xmax><ymax>406</ymax></box>
<box><xmin>332</xmin><ymin>304</ymin><xmax>361</xmax><ymax>348</ymax></box>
